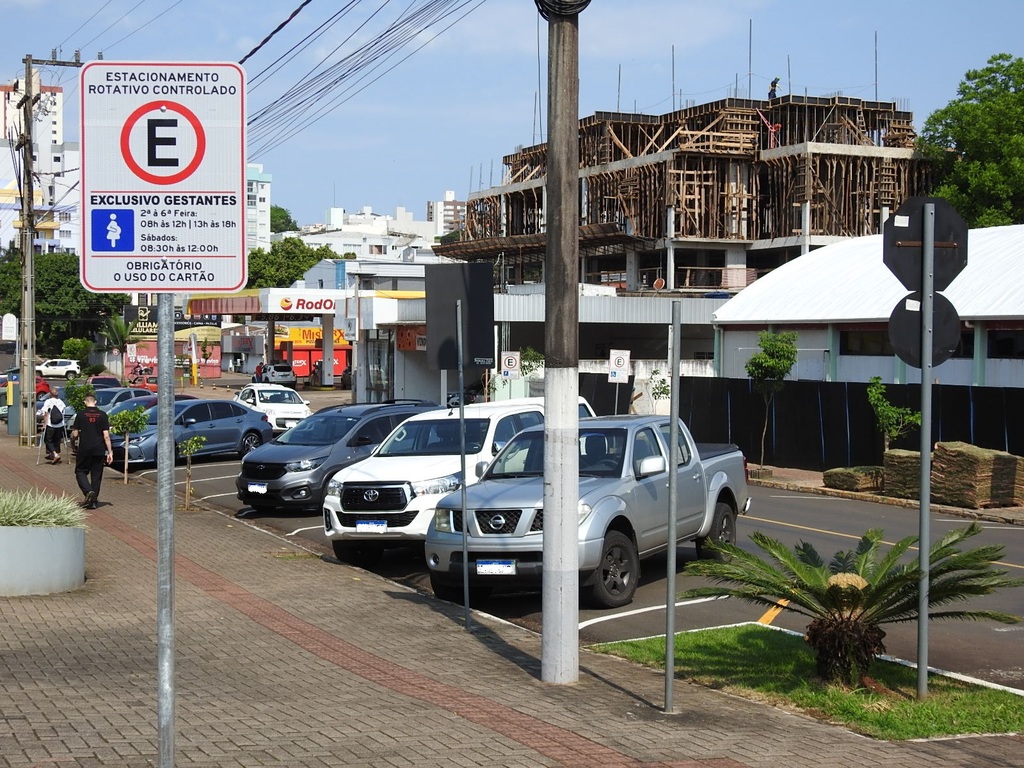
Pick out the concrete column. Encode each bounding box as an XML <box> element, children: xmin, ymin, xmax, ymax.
<box><xmin>972</xmin><ymin>321</ymin><xmax>986</xmax><ymax>386</ymax></box>
<box><xmin>723</xmin><ymin>247</ymin><xmax>747</xmax><ymax>289</ymax></box>
<box><xmin>801</xmin><ymin>201</ymin><xmax>811</xmax><ymax>255</ymax></box>
<box><xmin>322</xmin><ymin>312</ymin><xmax>335</xmax><ymax>387</ymax></box>
<box><xmin>625</xmin><ymin>249</ymin><xmax>639</xmax><ymax>291</ymax></box>
<box><xmin>665</xmin><ymin>206</ymin><xmax>676</xmax><ymax>290</ymax></box>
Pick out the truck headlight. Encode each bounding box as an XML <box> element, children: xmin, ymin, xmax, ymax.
<box><xmin>285</xmin><ymin>456</ymin><xmax>327</xmax><ymax>472</ymax></box>
<box><xmin>578</xmin><ymin>501</ymin><xmax>593</xmax><ymax>524</ymax></box>
<box><xmin>411</xmin><ymin>473</ymin><xmax>461</xmax><ymax>497</ymax></box>
<box><xmin>434</xmin><ymin>508</ymin><xmax>454</xmax><ymax>533</ymax></box>
<box><xmin>325</xmin><ymin>478</ymin><xmax>343</xmax><ymax>498</ymax></box>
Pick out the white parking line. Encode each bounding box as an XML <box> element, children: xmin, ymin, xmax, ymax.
<box><xmin>578</xmin><ymin>596</ymin><xmax>727</xmax><ymax>630</ymax></box>
<box><xmin>174</xmin><ymin>474</ymin><xmax>239</xmax><ymax>485</ymax></box>
<box><xmin>197</xmin><ymin>492</ymin><xmax>241</xmax><ymax>500</ymax></box>
<box><xmin>287</xmin><ymin>525</ymin><xmax>322</xmax><ymax>537</ymax></box>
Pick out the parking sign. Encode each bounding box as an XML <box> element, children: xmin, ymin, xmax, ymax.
<box><xmin>80</xmin><ymin>61</ymin><xmax>246</xmax><ymax>292</ymax></box>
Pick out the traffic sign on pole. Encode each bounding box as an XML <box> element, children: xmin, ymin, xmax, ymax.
<box><xmin>883</xmin><ymin>196</ymin><xmax>967</xmax><ymax>292</ymax></box>
<box><xmin>80</xmin><ymin>61</ymin><xmax>246</xmax><ymax>292</ymax></box>
<box><xmin>501</xmin><ymin>351</ymin><xmax>521</xmax><ymax>380</ymax></box>
<box><xmin>608</xmin><ymin>349</ymin><xmax>630</xmax><ymax>383</ymax></box>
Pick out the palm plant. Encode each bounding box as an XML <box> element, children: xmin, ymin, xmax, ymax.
<box><xmin>681</xmin><ymin>523</ymin><xmax>1022</xmax><ymax>685</ymax></box>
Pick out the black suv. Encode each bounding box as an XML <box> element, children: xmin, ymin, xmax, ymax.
<box><xmin>236</xmin><ymin>400</ymin><xmax>437</xmax><ymax>513</ymax></box>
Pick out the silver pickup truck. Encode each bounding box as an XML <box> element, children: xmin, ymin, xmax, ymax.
<box><xmin>424</xmin><ymin>414</ymin><xmax>750</xmax><ymax>608</ymax></box>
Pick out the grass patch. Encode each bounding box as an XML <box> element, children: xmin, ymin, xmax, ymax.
<box><xmin>591</xmin><ymin>624</ymin><xmax>1024</xmax><ymax>740</ymax></box>
<box><xmin>0</xmin><ymin>488</ymin><xmax>88</xmax><ymax>528</ymax></box>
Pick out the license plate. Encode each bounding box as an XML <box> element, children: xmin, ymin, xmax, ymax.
<box><xmin>285</xmin><ymin>420</ymin><xmax>297</xmax><ymax>428</ymax></box>
<box><xmin>476</xmin><ymin>560</ymin><xmax>516</xmax><ymax>576</ymax></box>
<box><xmin>247</xmin><ymin>483</ymin><xmax>268</xmax><ymax>494</ymax></box>
<box><xmin>356</xmin><ymin>520</ymin><xmax>387</xmax><ymax>534</ymax></box>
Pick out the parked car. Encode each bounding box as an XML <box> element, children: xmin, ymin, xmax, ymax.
<box><xmin>87</xmin><ymin>375</ymin><xmax>121</xmax><ymax>389</ymax></box>
<box><xmin>234</xmin><ymin>383</ymin><xmax>310</xmax><ymax>433</ymax></box>
<box><xmin>92</xmin><ymin>387</ymin><xmax>154</xmax><ymax>412</ymax></box>
<box><xmin>260</xmin><ymin>363</ymin><xmax>297</xmax><ymax>387</ymax></box>
<box><xmin>135</xmin><ymin>375</ymin><xmax>159</xmax><ymax>392</ymax></box>
<box><xmin>106</xmin><ymin>392</ymin><xmax>197</xmax><ymax>420</ymax></box>
<box><xmin>425</xmin><ymin>415</ymin><xmax>750</xmax><ymax>608</ymax></box>
<box><xmin>110</xmin><ymin>399</ymin><xmax>272</xmax><ymax>465</ymax></box>
<box><xmin>2</xmin><ymin>368</ymin><xmax>51</xmax><ymax>398</ymax></box>
<box><xmin>37</xmin><ymin>359</ymin><xmax>82</xmax><ymax>379</ymax></box>
<box><xmin>236</xmin><ymin>400</ymin><xmax>439</xmax><ymax>514</ymax></box>
<box><xmin>322</xmin><ymin>397</ymin><xmax>595</xmax><ymax>566</ymax></box>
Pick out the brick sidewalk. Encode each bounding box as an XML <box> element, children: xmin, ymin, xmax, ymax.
<box><xmin>1</xmin><ymin>438</ymin><xmax>1022</xmax><ymax>767</ymax></box>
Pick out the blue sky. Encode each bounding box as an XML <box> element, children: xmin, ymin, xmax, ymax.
<box><xmin>5</xmin><ymin>0</ymin><xmax>1022</xmax><ymax>226</ymax></box>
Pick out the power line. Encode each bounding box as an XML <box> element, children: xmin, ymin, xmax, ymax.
<box><xmin>239</xmin><ymin>0</ymin><xmax>315</xmax><ymax>66</ymax></box>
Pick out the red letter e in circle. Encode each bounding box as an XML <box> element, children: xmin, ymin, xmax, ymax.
<box><xmin>120</xmin><ymin>100</ymin><xmax>206</xmax><ymax>185</ymax></box>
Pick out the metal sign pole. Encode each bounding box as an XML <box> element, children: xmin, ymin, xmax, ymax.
<box><xmin>917</xmin><ymin>204</ymin><xmax>935</xmax><ymax>699</ymax></box>
<box><xmin>156</xmin><ymin>292</ymin><xmax>176</xmax><ymax>765</ymax></box>
<box><xmin>456</xmin><ymin>300</ymin><xmax>470</xmax><ymax>629</ymax></box>
<box><xmin>664</xmin><ymin>301</ymin><xmax>681</xmax><ymax>713</ymax></box>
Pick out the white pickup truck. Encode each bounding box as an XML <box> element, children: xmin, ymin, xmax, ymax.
<box><xmin>322</xmin><ymin>397</ymin><xmax>595</xmax><ymax>566</ymax></box>
<box><xmin>424</xmin><ymin>414</ymin><xmax>750</xmax><ymax>608</ymax></box>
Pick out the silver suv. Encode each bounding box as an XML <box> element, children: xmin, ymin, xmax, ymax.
<box><xmin>236</xmin><ymin>400</ymin><xmax>438</xmax><ymax>513</ymax></box>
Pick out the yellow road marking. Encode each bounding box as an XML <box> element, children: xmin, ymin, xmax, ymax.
<box><xmin>757</xmin><ymin>599</ymin><xmax>789</xmax><ymax>624</ymax></box>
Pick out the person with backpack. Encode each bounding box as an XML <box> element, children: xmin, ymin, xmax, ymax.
<box><xmin>36</xmin><ymin>390</ymin><xmax>68</xmax><ymax>464</ymax></box>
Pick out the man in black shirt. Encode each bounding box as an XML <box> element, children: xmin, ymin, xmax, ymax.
<box><xmin>71</xmin><ymin>393</ymin><xmax>113</xmax><ymax>509</ymax></box>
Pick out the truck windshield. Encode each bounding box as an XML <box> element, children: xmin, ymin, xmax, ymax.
<box><xmin>274</xmin><ymin>413</ymin><xmax>360</xmax><ymax>446</ymax></box>
<box><xmin>487</xmin><ymin>427</ymin><xmax>627</xmax><ymax>478</ymax></box>
<box><xmin>377</xmin><ymin>418</ymin><xmax>489</xmax><ymax>456</ymax></box>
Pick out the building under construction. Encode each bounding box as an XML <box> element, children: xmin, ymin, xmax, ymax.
<box><xmin>436</xmin><ymin>94</ymin><xmax>930</xmax><ymax>293</ymax></box>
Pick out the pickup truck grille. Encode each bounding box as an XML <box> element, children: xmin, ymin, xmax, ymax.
<box><xmin>449</xmin><ymin>509</ymin><xmax>532</xmax><ymax>534</ymax></box>
<box><xmin>241</xmin><ymin>463</ymin><xmax>286</xmax><ymax>480</ymax></box>
<box><xmin>474</xmin><ymin>509</ymin><xmax>522</xmax><ymax>534</ymax></box>
<box><xmin>529</xmin><ymin>510</ymin><xmax>543</xmax><ymax>532</ymax></box>
<box><xmin>338</xmin><ymin>511</ymin><xmax>419</xmax><ymax>528</ymax></box>
<box><xmin>341</xmin><ymin>485</ymin><xmax>408</xmax><ymax>511</ymax></box>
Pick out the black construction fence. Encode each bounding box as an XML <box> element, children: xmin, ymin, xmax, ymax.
<box><xmin>579</xmin><ymin>374</ymin><xmax>1024</xmax><ymax>472</ymax></box>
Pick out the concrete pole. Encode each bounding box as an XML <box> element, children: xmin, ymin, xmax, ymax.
<box><xmin>540</xmin><ymin>7</ymin><xmax>581</xmax><ymax>685</ymax></box>
<box><xmin>156</xmin><ymin>293</ymin><xmax>176</xmax><ymax>766</ymax></box>
<box><xmin>19</xmin><ymin>56</ymin><xmax>37</xmax><ymax>446</ymax></box>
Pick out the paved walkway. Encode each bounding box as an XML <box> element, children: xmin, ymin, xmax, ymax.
<box><xmin>2</xmin><ymin>438</ymin><xmax>1023</xmax><ymax>767</ymax></box>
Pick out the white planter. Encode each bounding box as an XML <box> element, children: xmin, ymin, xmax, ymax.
<box><xmin>0</xmin><ymin>526</ymin><xmax>85</xmax><ymax>596</ymax></box>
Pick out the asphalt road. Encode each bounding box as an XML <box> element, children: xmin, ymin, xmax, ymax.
<box><xmin>118</xmin><ymin>433</ymin><xmax>1024</xmax><ymax>694</ymax></box>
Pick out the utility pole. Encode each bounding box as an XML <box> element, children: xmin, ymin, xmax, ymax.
<box><xmin>14</xmin><ymin>52</ymin><xmax>85</xmax><ymax>444</ymax></box>
<box><xmin>535</xmin><ymin>0</ymin><xmax>590</xmax><ymax>685</ymax></box>
<box><xmin>16</xmin><ymin>55</ymin><xmax>37</xmax><ymax>446</ymax></box>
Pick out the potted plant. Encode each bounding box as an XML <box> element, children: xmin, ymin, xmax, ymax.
<box><xmin>0</xmin><ymin>488</ymin><xmax>88</xmax><ymax>596</ymax></box>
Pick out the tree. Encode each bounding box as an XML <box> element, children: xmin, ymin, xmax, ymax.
<box><xmin>0</xmin><ymin>251</ymin><xmax>130</xmax><ymax>353</ymax></box>
<box><xmin>246</xmin><ymin>238</ymin><xmax>338</xmax><ymax>289</ymax></box>
<box><xmin>62</xmin><ymin>338</ymin><xmax>94</xmax><ymax>368</ymax></box>
<box><xmin>95</xmin><ymin>316</ymin><xmax>138</xmax><ymax>352</ymax></box>
<box><xmin>108</xmin><ymin>405</ymin><xmax>149</xmax><ymax>484</ymax></box>
<box><xmin>745</xmin><ymin>331</ymin><xmax>798</xmax><ymax>468</ymax></box>
<box><xmin>866</xmin><ymin>376</ymin><xmax>922</xmax><ymax>452</ymax></box>
<box><xmin>178</xmin><ymin>435</ymin><xmax>207</xmax><ymax>509</ymax></box>
<box><xmin>270</xmin><ymin>205</ymin><xmax>299</xmax><ymax>233</ymax></box>
<box><xmin>681</xmin><ymin>524</ymin><xmax>1022</xmax><ymax>685</ymax></box>
<box><xmin>63</xmin><ymin>380</ymin><xmax>95</xmax><ymax>414</ymax></box>
<box><xmin>919</xmin><ymin>53</ymin><xmax>1024</xmax><ymax>227</ymax></box>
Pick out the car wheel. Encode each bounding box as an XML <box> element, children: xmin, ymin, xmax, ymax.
<box><xmin>695</xmin><ymin>501</ymin><xmax>737</xmax><ymax>561</ymax></box>
<box><xmin>332</xmin><ymin>540</ymin><xmax>383</xmax><ymax>568</ymax></box>
<box><xmin>65</xmin><ymin>371</ymin><xmax>76</xmax><ymax>379</ymax></box>
<box><xmin>238</xmin><ymin>431</ymin><xmax>263</xmax><ymax>457</ymax></box>
<box><xmin>587</xmin><ymin>530</ymin><xmax>640</xmax><ymax>609</ymax></box>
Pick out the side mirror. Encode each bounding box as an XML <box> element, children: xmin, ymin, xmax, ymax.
<box><xmin>184</xmin><ymin>417</ymin><xmax>197</xmax><ymax>427</ymax></box>
<box><xmin>302</xmin><ymin>400</ymin><xmax>310</xmax><ymax>405</ymax></box>
<box><xmin>636</xmin><ymin>455</ymin><xmax>666</xmax><ymax>478</ymax></box>
<box><xmin>475</xmin><ymin>460</ymin><xmax>489</xmax><ymax>479</ymax></box>
<box><xmin>491</xmin><ymin>440</ymin><xmax>507</xmax><ymax>455</ymax></box>
<box><xmin>352</xmin><ymin>435</ymin><xmax>374</xmax><ymax>446</ymax></box>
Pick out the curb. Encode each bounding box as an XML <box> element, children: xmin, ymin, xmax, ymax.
<box><xmin>748</xmin><ymin>478</ymin><xmax>1024</xmax><ymax>526</ymax></box>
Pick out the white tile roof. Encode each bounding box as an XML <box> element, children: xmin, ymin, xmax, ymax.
<box><xmin>713</xmin><ymin>225</ymin><xmax>1024</xmax><ymax>324</ymax></box>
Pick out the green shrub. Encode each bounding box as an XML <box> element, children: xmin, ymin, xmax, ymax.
<box><xmin>0</xmin><ymin>489</ymin><xmax>88</xmax><ymax>528</ymax></box>
<box><xmin>83</xmin><ymin>363</ymin><xmax>107</xmax><ymax>377</ymax></box>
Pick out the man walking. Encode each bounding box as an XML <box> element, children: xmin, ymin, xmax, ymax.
<box><xmin>71</xmin><ymin>393</ymin><xmax>113</xmax><ymax>509</ymax></box>
<box><xmin>36</xmin><ymin>390</ymin><xmax>68</xmax><ymax>464</ymax></box>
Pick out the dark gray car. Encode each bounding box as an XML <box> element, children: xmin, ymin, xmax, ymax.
<box><xmin>236</xmin><ymin>400</ymin><xmax>437</xmax><ymax>513</ymax></box>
